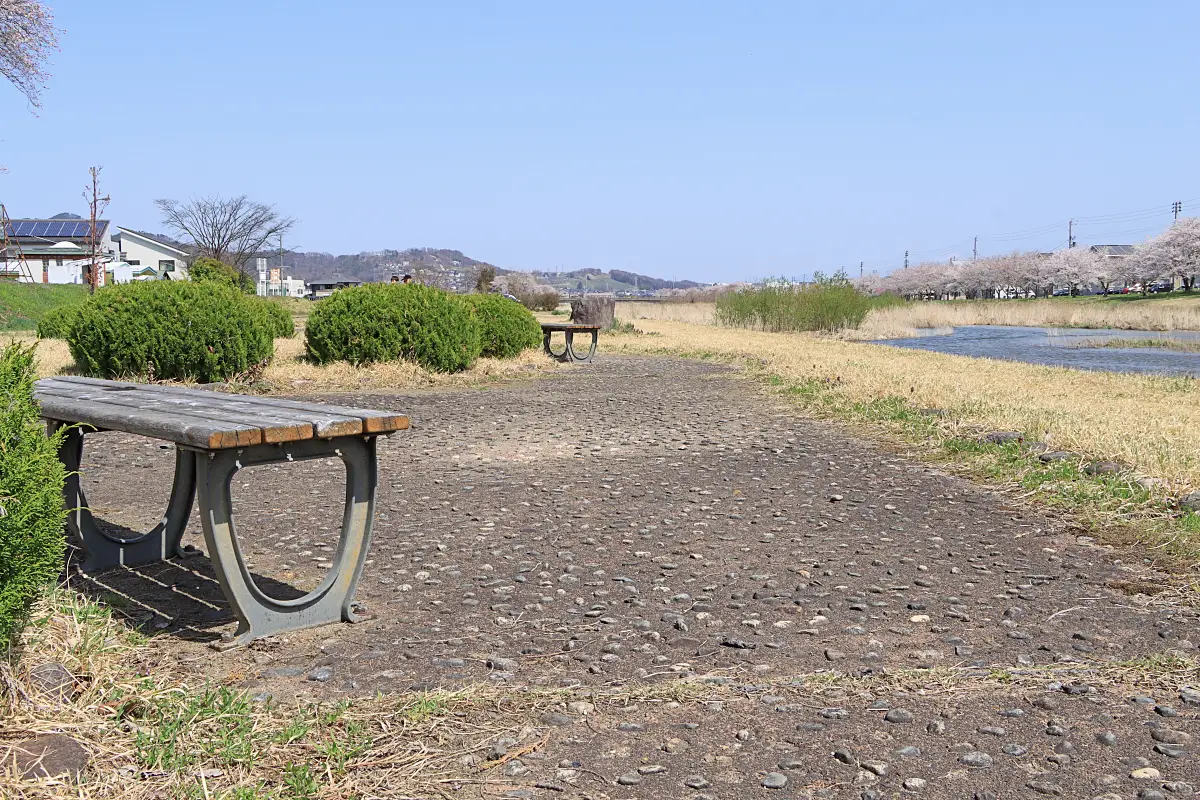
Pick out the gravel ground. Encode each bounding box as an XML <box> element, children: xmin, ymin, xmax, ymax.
<box><xmin>68</xmin><ymin>354</ymin><xmax>1199</xmax><ymax>799</ymax></box>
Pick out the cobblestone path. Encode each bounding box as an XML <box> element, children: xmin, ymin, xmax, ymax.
<box><xmin>74</xmin><ymin>356</ymin><xmax>1198</xmax><ymax>799</ymax></box>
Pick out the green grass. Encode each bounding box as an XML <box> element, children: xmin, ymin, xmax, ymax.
<box><xmin>0</xmin><ymin>282</ymin><xmax>88</xmax><ymax>330</ymax></box>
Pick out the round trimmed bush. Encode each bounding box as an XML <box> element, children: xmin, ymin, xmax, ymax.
<box><xmin>68</xmin><ymin>281</ymin><xmax>275</xmax><ymax>382</ymax></box>
<box><xmin>304</xmin><ymin>283</ymin><xmax>481</xmax><ymax>373</ymax></box>
<box><xmin>463</xmin><ymin>293</ymin><xmax>542</xmax><ymax>358</ymax></box>
<box><xmin>36</xmin><ymin>304</ymin><xmax>81</xmax><ymax>339</ymax></box>
<box><xmin>253</xmin><ymin>298</ymin><xmax>296</xmax><ymax>338</ymax></box>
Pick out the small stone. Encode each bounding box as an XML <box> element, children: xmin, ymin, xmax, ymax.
<box><xmin>1096</xmin><ymin>731</ymin><xmax>1117</xmax><ymax>746</ymax></box>
<box><xmin>8</xmin><ymin>735</ymin><xmax>88</xmax><ymax>782</ymax></box>
<box><xmin>902</xmin><ymin>777</ymin><xmax>928</xmax><ymax>792</ymax></box>
<box><xmin>1132</xmin><ymin>768</ymin><xmax>1162</xmax><ymax>780</ymax></box>
<box><xmin>1002</xmin><ymin>743</ymin><xmax>1028</xmax><ymax>756</ymax></box>
<box><xmin>1155</xmin><ymin>743</ymin><xmax>1186</xmax><ymax>758</ymax></box>
<box><xmin>925</xmin><ymin>720</ymin><xmax>946</xmax><ymax>735</ymax></box>
<box><xmin>833</xmin><ymin>748</ymin><xmax>857</xmax><ymax>765</ymax></box>
<box><xmin>1151</xmin><ymin>729</ymin><xmax>1191</xmax><ymax>744</ymax></box>
<box><xmin>983</xmin><ymin>431</ymin><xmax>1022</xmax><ymax>445</ymax></box>
<box><xmin>1178</xmin><ymin>491</ymin><xmax>1200</xmax><ymax>512</ymax></box>
<box><xmin>824</xmin><ymin>648</ymin><xmax>845</xmax><ymax>661</ymax></box>
<box><xmin>778</xmin><ymin>756</ymin><xmax>804</xmax><ymax>770</ymax></box>
<box><xmin>28</xmin><ymin>662</ymin><xmax>75</xmax><ymax>699</ymax></box>
<box><xmin>1085</xmin><ymin>461</ymin><xmax>1125</xmax><ymax>475</ymax></box>
<box><xmin>762</xmin><ymin>772</ymin><xmax>788</xmax><ymax>789</ymax></box>
<box><xmin>616</xmin><ymin>773</ymin><xmax>642</xmax><ymax>786</ymax></box>
<box><xmin>1140</xmin><ymin>791</ymin><xmax>1168</xmax><ymax>800</ymax></box>
<box><xmin>894</xmin><ymin>746</ymin><xmax>922</xmax><ymax>757</ymax></box>
<box><xmin>885</xmin><ymin>709</ymin><xmax>914</xmax><ymax>723</ymax></box>
<box><xmin>638</xmin><ymin>764</ymin><xmax>667</xmax><ymax>775</ymax></box>
<box><xmin>1026</xmin><ymin>781</ymin><xmax>1063</xmax><ymax>796</ymax></box>
<box><xmin>684</xmin><ymin>775</ymin><xmax>710</xmax><ymax>789</ymax></box>
<box><xmin>861</xmin><ymin>760</ymin><xmax>890</xmax><ymax>776</ymax></box>
<box><xmin>1163</xmin><ymin>782</ymin><xmax>1194</xmax><ymax>794</ymax></box>
<box><xmin>959</xmin><ymin>751</ymin><xmax>993</xmax><ymax>768</ymax></box>
<box><xmin>307</xmin><ymin>666</ymin><xmax>333</xmax><ymax>682</ymax></box>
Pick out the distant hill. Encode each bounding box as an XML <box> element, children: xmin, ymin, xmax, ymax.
<box><xmin>140</xmin><ymin>235</ymin><xmax>699</xmax><ymax>293</ymax></box>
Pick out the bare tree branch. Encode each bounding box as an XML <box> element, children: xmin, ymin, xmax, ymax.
<box><xmin>0</xmin><ymin>0</ymin><xmax>59</xmax><ymax>108</ymax></box>
<box><xmin>154</xmin><ymin>195</ymin><xmax>296</xmax><ymax>274</ymax></box>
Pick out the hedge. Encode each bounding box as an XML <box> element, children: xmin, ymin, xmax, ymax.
<box><xmin>304</xmin><ymin>283</ymin><xmax>481</xmax><ymax>373</ymax></box>
<box><xmin>68</xmin><ymin>281</ymin><xmax>275</xmax><ymax>383</ymax></box>
<box><xmin>253</xmin><ymin>298</ymin><xmax>297</xmax><ymax>339</ymax></box>
<box><xmin>189</xmin><ymin>256</ymin><xmax>255</xmax><ymax>294</ymax></box>
<box><xmin>0</xmin><ymin>343</ymin><xmax>67</xmax><ymax>654</ymax></box>
<box><xmin>463</xmin><ymin>293</ymin><xmax>542</xmax><ymax>358</ymax></box>
<box><xmin>35</xmin><ymin>304</ymin><xmax>80</xmax><ymax>339</ymax></box>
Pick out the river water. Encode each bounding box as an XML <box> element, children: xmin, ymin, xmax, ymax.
<box><xmin>874</xmin><ymin>325</ymin><xmax>1200</xmax><ymax>377</ymax></box>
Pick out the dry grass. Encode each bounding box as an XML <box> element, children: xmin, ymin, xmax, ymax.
<box><xmin>1065</xmin><ymin>336</ymin><xmax>1200</xmax><ymax>353</ymax></box>
<box><xmin>606</xmin><ymin>319</ymin><xmax>1200</xmax><ymax>492</ymax></box>
<box><xmin>262</xmin><ymin>336</ymin><xmax>561</xmax><ymax>394</ymax></box>
<box><xmin>849</xmin><ymin>296</ymin><xmax>1200</xmax><ymax>340</ymax></box>
<box><xmin>614</xmin><ymin>301</ymin><xmax>715</xmax><ymax>325</ymax></box>
<box><xmin>9</xmin><ymin>331</ymin><xmax>565</xmax><ymax>393</ymax></box>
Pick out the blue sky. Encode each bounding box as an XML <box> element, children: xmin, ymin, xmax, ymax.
<box><xmin>3</xmin><ymin>2</ymin><xmax>1199</xmax><ymax>282</ymax></box>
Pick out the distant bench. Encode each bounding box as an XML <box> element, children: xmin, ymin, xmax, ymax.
<box><xmin>540</xmin><ymin>323</ymin><xmax>600</xmax><ymax>363</ymax></box>
<box><xmin>34</xmin><ymin>376</ymin><xmax>408</xmax><ymax>649</ymax></box>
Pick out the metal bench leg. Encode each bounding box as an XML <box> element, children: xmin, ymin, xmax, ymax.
<box><xmin>566</xmin><ymin>329</ymin><xmax>598</xmax><ymax>363</ymax></box>
<box><xmin>52</xmin><ymin>424</ymin><xmax>196</xmax><ymax>572</ymax></box>
<box><xmin>195</xmin><ymin>436</ymin><xmax>378</xmax><ymax>650</ymax></box>
<box><xmin>543</xmin><ymin>330</ymin><xmax>570</xmax><ymax>362</ymax></box>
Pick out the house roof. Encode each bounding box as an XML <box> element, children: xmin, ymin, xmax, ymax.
<box><xmin>1090</xmin><ymin>244</ymin><xmax>1135</xmax><ymax>256</ymax></box>
<box><xmin>113</xmin><ymin>227</ymin><xmax>189</xmax><ymax>258</ymax></box>
<box><xmin>4</xmin><ymin>218</ymin><xmax>109</xmax><ymax>241</ymax></box>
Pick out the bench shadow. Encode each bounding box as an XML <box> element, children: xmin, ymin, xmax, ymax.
<box><xmin>66</xmin><ymin>520</ymin><xmax>308</xmax><ymax>644</ymax></box>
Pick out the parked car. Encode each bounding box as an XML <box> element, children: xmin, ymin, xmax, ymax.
<box><xmin>1148</xmin><ymin>280</ymin><xmax>1174</xmax><ymax>293</ymax></box>
<box><xmin>1051</xmin><ymin>288</ymin><xmax>1070</xmax><ymax>297</ymax></box>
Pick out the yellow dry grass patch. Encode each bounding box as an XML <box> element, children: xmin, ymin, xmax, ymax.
<box><xmin>849</xmin><ymin>297</ymin><xmax>1200</xmax><ymax>340</ymax></box>
<box><xmin>9</xmin><ymin>331</ymin><xmax>564</xmax><ymax>392</ymax></box>
<box><xmin>608</xmin><ymin>319</ymin><xmax>1200</xmax><ymax>490</ymax></box>
<box><xmin>264</xmin><ymin>335</ymin><xmax>561</xmax><ymax>393</ymax></box>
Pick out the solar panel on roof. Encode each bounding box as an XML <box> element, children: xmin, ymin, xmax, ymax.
<box><xmin>33</xmin><ymin>222</ymin><xmax>52</xmax><ymax>237</ymax></box>
<box><xmin>14</xmin><ymin>221</ymin><xmax>36</xmax><ymax>236</ymax></box>
<box><xmin>46</xmin><ymin>221</ymin><xmax>64</xmax><ymax>237</ymax></box>
<box><xmin>73</xmin><ymin>221</ymin><xmax>93</xmax><ymax>237</ymax></box>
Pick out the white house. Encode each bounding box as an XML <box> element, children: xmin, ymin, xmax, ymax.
<box><xmin>111</xmin><ymin>228</ymin><xmax>190</xmax><ymax>280</ymax></box>
<box><xmin>1</xmin><ymin>217</ymin><xmax>116</xmax><ymax>284</ymax></box>
<box><xmin>254</xmin><ymin>257</ymin><xmax>306</xmax><ymax>298</ymax></box>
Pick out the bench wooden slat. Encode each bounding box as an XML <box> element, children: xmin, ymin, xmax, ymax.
<box><xmin>42</xmin><ymin>376</ymin><xmax>407</xmax><ymax>436</ymax></box>
<box><xmin>541</xmin><ymin>323</ymin><xmax>601</xmax><ymax>332</ymax></box>
<box><xmin>36</xmin><ymin>392</ymin><xmax>262</xmax><ymax>449</ymax></box>
<box><xmin>35</xmin><ymin>384</ymin><xmax>318</xmax><ymax>444</ymax></box>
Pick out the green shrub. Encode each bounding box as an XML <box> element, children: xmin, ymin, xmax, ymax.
<box><xmin>68</xmin><ymin>281</ymin><xmax>275</xmax><ymax>382</ymax></box>
<box><xmin>304</xmin><ymin>283</ymin><xmax>481</xmax><ymax>373</ymax></box>
<box><xmin>35</xmin><ymin>304</ymin><xmax>80</xmax><ymax>339</ymax></box>
<box><xmin>189</xmin><ymin>257</ymin><xmax>254</xmax><ymax>294</ymax></box>
<box><xmin>253</xmin><ymin>298</ymin><xmax>297</xmax><ymax>339</ymax></box>
<box><xmin>715</xmin><ymin>272</ymin><xmax>872</xmax><ymax>332</ymax></box>
<box><xmin>0</xmin><ymin>343</ymin><xmax>67</xmax><ymax>654</ymax></box>
<box><xmin>463</xmin><ymin>294</ymin><xmax>542</xmax><ymax>358</ymax></box>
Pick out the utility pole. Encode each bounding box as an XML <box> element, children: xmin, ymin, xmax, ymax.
<box><xmin>1173</xmin><ymin>201</ymin><xmax>1182</xmax><ymax>220</ymax></box>
<box><xmin>859</xmin><ymin>261</ymin><xmax>863</xmax><ymax>278</ymax></box>
<box><xmin>904</xmin><ymin>250</ymin><xmax>909</xmax><ymax>269</ymax></box>
<box><xmin>973</xmin><ymin>236</ymin><xmax>978</xmax><ymax>261</ymax></box>
<box><xmin>1068</xmin><ymin>219</ymin><xmax>1075</xmax><ymax>249</ymax></box>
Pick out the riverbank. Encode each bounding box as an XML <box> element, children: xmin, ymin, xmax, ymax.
<box><xmin>615</xmin><ymin>295</ymin><xmax>1200</xmax><ymax>341</ymax></box>
<box><xmin>605</xmin><ymin>320</ymin><xmax>1200</xmax><ymax>565</ymax></box>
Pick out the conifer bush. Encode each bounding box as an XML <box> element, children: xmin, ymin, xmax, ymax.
<box><xmin>463</xmin><ymin>293</ymin><xmax>542</xmax><ymax>358</ymax></box>
<box><xmin>304</xmin><ymin>283</ymin><xmax>481</xmax><ymax>373</ymax></box>
<box><xmin>0</xmin><ymin>343</ymin><xmax>67</xmax><ymax>654</ymax></box>
<box><xmin>253</xmin><ymin>298</ymin><xmax>297</xmax><ymax>339</ymax></box>
<box><xmin>35</xmin><ymin>304</ymin><xmax>80</xmax><ymax>339</ymax></box>
<box><xmin>68</xmin><ymin>281</ymin><xmax>275</xmax><ymax>382</ymax></box>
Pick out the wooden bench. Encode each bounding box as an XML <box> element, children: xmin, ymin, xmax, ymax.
<box><xmin>540</xmin><ymin>323</ymin><xmax>600</xmax><ymax>363</ymax></box>
<box><xmin>33</xmin><ymin>376</ymin><xmax>408</xmax><ymax>649</ymax></box>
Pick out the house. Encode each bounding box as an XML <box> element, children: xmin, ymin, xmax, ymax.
<box><xmin>111</xmin><ymin>228</ymin><xmax>190</xmax><ymax>280</ymax></box>
<box><xmin>1090</xmin><ymin>244</ymin><xmax>1135</xmax><ymax>259</ymax></box>
<box><xmin>255</xmin><ymin>259</ymin><xmax>307</xmax><ymax>298</ymax></box>
<box><xmin>307</xmin><ymin>279</ymin><xmax>361</xmax><ymax>300</ymax></box>
<box><xmin>1</xmin><ymin>217</ymin><xmax>115</xmax><ymax>284</ymax></box>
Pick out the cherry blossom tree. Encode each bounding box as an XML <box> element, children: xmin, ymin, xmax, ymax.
<box><xmin>1047</xmin><ymin>247</ymin><xmax>1098</xmax><ymax>296</ymax></box>
<box><xmin>1136</xmin><ymin>217</ymin><xmax>1200</xmax><ymax>292</ymax></box>
<box><xmin>1124</xmin><ymin>244</ymin><xmax>1171</xmax><ymax>295</ymax></box>
<box><xmin>1</xmin><ymin>0</ymin><xmax>58</xmax><ymax>108</ymax></box>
